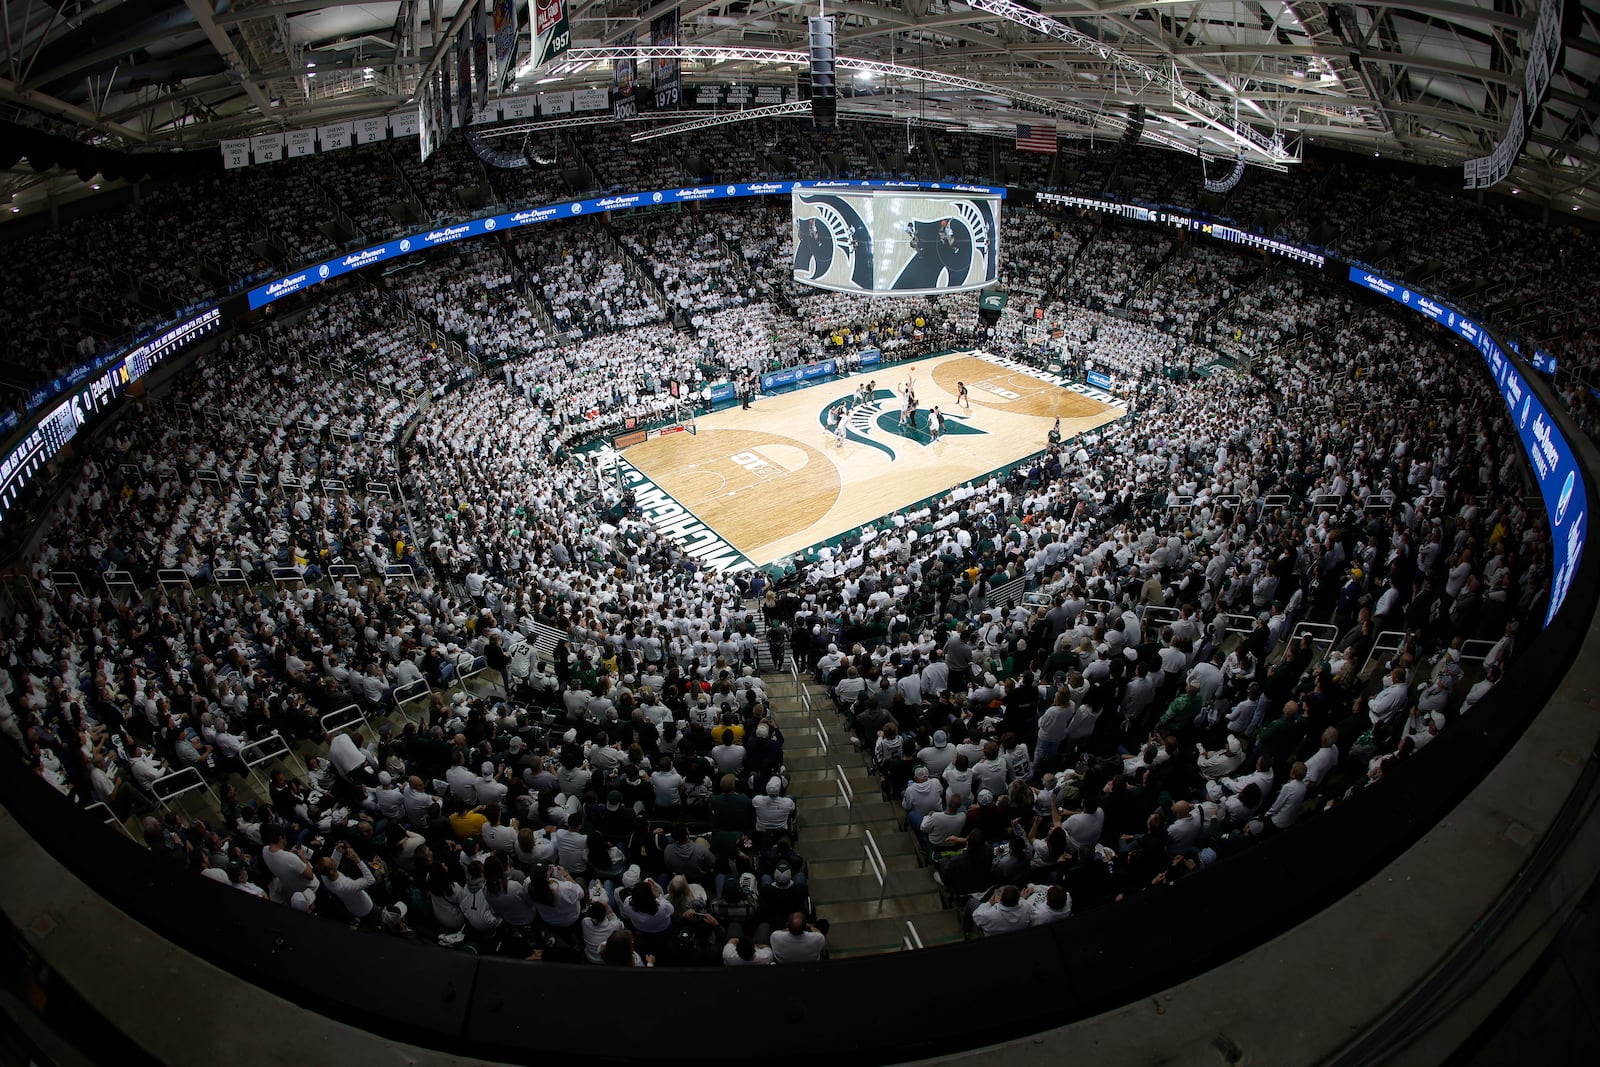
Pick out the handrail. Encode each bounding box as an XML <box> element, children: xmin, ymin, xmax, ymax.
<box><xmin>393</xmin><ymin>678</ymin><xmax>432</xmax><ymax>720</ymax></box>
<box><xmin>239</xmin><ymin>732</ymin><xmax>305</xmax><ymax>794</ymax></box>
<box><xmin>1361</xmin><ymin>629</ymin><xmax>1411</xmax><ymax>678</ymax></box>
<box><xmin>320</xmin><ymin>704</ymin><xmax>367</xmax><ymax>739</ymax></box>
<box><xmin>901</xmin><ymin>919</ymin><xmax>925</xmax><ymax>951</ymax></box>
<box><xmin>861</xmin><ymin>828</ymin><xmax>889</xmax><ymax>912</ymax></box>
<box><xmin>83</xmin><ymin>801</ymin><xmax>136</xmax><ymax>841</ymax></box>
<box><xmin>102</xmin><ymin>570</ymin><xmax>139</xmax><ymax>597</ymax></box>
<box><xmin>836</xmin><ymin>763</ymin><xmax>855</xmax><ymax>832</ymax></box>
<box><xmin>814</xmin><ymin>717</ymin><xmax>830</xmax><ymax>757</ymax></box>
<box><xmin>149</xmin><ymin>766</ymin><xmax>216</xmax><ymax>811</ymax></box>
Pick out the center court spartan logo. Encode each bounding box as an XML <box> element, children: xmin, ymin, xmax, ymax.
<box><xmin>819</xmin><ymin>389</ymin><xmax>984</xmax><ymax>461</ymax></box>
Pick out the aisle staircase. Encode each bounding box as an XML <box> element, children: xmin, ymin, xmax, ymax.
<box><xmin>760</xmin><ymin>656</ymin><xmax>963</xmax><ymax>958</ymax></box>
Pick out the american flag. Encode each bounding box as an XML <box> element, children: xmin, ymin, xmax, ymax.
<box><xmin>1016</xmin><ymin>123</ymin><xmax>1058</xmax><ymax>154</ymax></box>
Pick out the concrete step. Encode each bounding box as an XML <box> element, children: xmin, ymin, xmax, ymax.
<box><xmin>787</xmin><ymin>753</ymin><xmax>842</xmax><ymax>773</ymax></box>
<box><xmin>788</xmin><ymin>767</ymin><xmax>873</xmax><ymax>790</ymax></box>
<box><xmin>800</xmin><ymin>799</ymin><xmax>884</xmax><ymax>827</ymax></box>
<box><xmin>801</xmin><ymin>833</ymin><xmax>919</xmax><ymax>864</ymax></box>
<box><xmin>808</xmin><ymin>869</ymin><xmax>934</xmax><ymax>905</ymax></box>
<box><xmin>809</xmin><ymin>852</ymin><xmax>922</xmax><ymax>881</ymax></box>
<box><xmin>816</xmin><ymin>891</ymin><xmax>945</xmax><ymax>925</ymax></box>
<box><xmin>826</xmin><ymin>910</ymin><xmax>965</xmax><ymax>956</ymax></box>
<box><xmin>797</xmin><ymin>818</ymin><xmax>899</xmax><ymax>842</ymax></box>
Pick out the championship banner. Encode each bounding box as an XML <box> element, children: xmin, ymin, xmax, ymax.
<box><xmin>418</xmin><ymin>79</ymin><xmax>436</xmax><ymax>161</ymax></box>
<box><xmin>456</xmin><ymin>30</ymin><xmax>473</xmax><ymax>127</ymax></box>
<box><xmin>473</xmin><ymin>0</ymin><xmax>490</xmax><ymax>114</ymax></box>
<box><xmin>613</xmin><ymin>31</ymin><xmax>638</xmax><ymax>119</ymax></box>
<box><xmin>651</xmin><ymin>9</ymin><xmax>680</xmax><ymax>110</ymax></box>
<box><xmin>531</xmin><ymin>0</ymin><xmax>571</xmax><ymax>70</ymax></box>
<box><xmin>493</xmin><ymin>0</ymin><xmax>520</xmax><ymax>94</ymax></box>
<box><xmin>436</xmin><ymin>60</ymin><xmax>452</xmax><ymax>137</ymax></box>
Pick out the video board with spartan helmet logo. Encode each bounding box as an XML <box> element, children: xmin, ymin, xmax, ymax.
<box><xmin>791</xmin><ymin>189</ymin><xmax>1001</xmax><ymax>296</ymax></box>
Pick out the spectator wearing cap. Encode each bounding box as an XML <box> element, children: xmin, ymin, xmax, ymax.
<box><xmin>918</xmin><ymin>730</ymin><xmax>954</xmax><ymax>777</ymax></box>
<box><xmin>1368</xmin><ymin>668</ymin><xmax>1411</xmax><ymax>727</ymax></box>
<box><xmin>598</xmin><ymin>789</ymin><xmax>636</xmax><ymax>837</ymax></box>
<box><xmin>966</xmin><ymin>788</ymin><xmax>1008</xmax><ymax>842</ymax></box>
<box><xmin>475</xmin><ymin>762</ymin><xmax>509</xmax><ymax>807</ymax></box>
<box><xmin>371</xmin><ymin>772</ymin><xmax>406</xmax><ymax>827</ymax></box>
<box><xmin>902</xmin><ymin>765</ymin><xmax>944</xmax><ymax>835</ymax></box>
<box><xmin>752</xmin><ymin>775</ymin><xmax>796</xmax><ymax>842</ymax></box>
<box><xmin>759</xmin><ymin>867</ymin><xmax>809</xmax><ymax>926</ymax></box>
<box><xmin>1198</xmin><ymin>735</ymin><xmax>1247</xmax><ymax>780</ymax></box>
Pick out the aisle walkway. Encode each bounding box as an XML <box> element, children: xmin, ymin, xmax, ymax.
<box><xmin>761</xmin><ymin>663</ymin><xmax>963</xmax><ymax>958</ymax></box>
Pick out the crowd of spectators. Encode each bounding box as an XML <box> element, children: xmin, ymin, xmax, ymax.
<box><xmin>9</xmin><ymin>126</ymin><xmax>1600</xmax><ymax>431</ymax></box>
<box><xmin>0</xmin><ymin>144</ymin><xmax>1576</xmax><ymax>973</ymax></box>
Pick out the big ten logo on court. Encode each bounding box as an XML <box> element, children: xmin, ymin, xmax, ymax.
<box><xmin>971</xmin><ymin>379</ymin><xmax>1020</xmax><ymax>400</ymax></box>
<box><xmin>728</xmin><ymin>451</ymin><xmax>786</xmax><ymax>481</ymax></box>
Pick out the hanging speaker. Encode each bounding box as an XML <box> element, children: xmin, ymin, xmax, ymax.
<box><xmin>1120</xmin><ymin>104</ymin><xmax>1145</xmax><ymax>150</ymax></box>
<box><xmin>808</xmin><ymin>16</ymin><xmax>837</xmax><ymax>129</ymax></box>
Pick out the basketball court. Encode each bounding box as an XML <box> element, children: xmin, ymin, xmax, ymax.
<box><xmin>618</xmin><ymin>350</ymin><xmax>1124</xmax><ymax>566</ymax></box>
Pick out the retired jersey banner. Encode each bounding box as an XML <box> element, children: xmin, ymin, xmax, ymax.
<box><xmin>493</xmin><ymin>0</ymin><xmax>520</xmax><ymax>94</ymax></box>
<box><xmin>250</xmin><ymin>133</ymin><xmax>284</xmax><ymax>163</ymax></box>
<box><xmin>531</xmin><ymin>0</ymin><xmax>571</xmax><ymax>69</ymax></box>
<box><xmin>651</xmin><ymin>9</ymin><xmax>680</xmax><ymax>110</ymax></box>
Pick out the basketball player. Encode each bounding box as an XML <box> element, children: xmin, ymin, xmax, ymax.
<box><xmin>833</xmin><ymin>405</ymin><xmax>848</xmax><ymax>449</ymax></box>
<box><xmin>956</xmin><ymin>381</ymin><xmax>970</xmax><ymax>410</ymax></box>
<box><xmin>929</xmin><ymin>406</ymin><xmax>944</xmax><ymax>441</ymax></box>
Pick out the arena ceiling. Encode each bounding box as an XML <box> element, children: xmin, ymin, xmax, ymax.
<box><xmin>2</xmin><ymin>0</ymin><xmax>1599</xmax><ymax>210</ymax></box>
